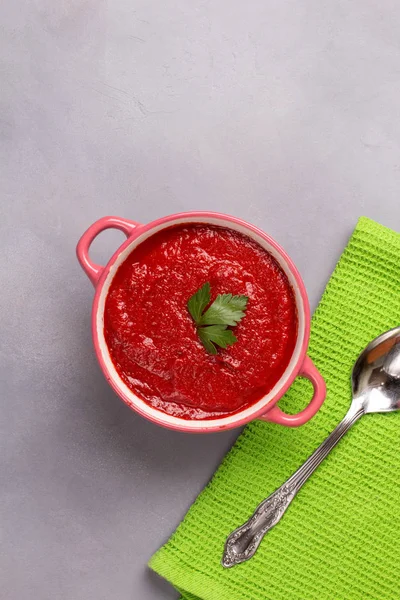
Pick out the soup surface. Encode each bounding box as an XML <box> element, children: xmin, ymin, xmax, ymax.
<box><xmin>104</xmin><ymin>224</ymin><xmax>298</xmax><ymax>419</ymax></box>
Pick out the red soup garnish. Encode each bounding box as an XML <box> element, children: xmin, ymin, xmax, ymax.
<box><xmin>104</xmin><ymin>224</ymin><xmax>298</xmax><ymax>420</ymax></box>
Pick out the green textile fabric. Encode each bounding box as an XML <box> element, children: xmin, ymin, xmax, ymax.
<box><xmin>149</xmin><ymin>217</ymin><xmax>400</xmax><ymax>600</ymax></box>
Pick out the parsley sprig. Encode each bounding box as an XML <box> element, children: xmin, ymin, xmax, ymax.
<box><xmin>187</xmin><ymin>282</ymin><xmax>248</xmax><ymax>354</ymax></box>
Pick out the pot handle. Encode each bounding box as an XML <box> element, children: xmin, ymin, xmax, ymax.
<box><xmin>259</xmin><ymin>356</ymin><xmax>326</xmax><ymax>427</ymax></box>
<box><xmin>76</xmin><ymin>216</ymin><xmax>140</xmax><ymax>286</ymax></box>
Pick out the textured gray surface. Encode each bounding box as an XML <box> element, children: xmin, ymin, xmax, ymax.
<box><xmin>2</xmin><ymin>1</ymin><xmax>400</xmax><ymax>599</ymax></box>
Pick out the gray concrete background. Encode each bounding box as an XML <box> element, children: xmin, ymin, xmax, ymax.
<box><xmin>2</xmin><ymin>1</ymin><xmax>400</xmax><ymax>598</ymax></box>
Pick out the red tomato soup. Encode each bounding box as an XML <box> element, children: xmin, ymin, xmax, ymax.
<box><xmin>104</xmin><ymin>224</ymin><xmax>298</xmax><ymax>420</ymax></box>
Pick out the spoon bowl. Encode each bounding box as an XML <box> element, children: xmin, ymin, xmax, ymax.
<box><xmin>352</xmin><ymin>326</ymin><xmax>400</xmax><ymax>413</ymax></box>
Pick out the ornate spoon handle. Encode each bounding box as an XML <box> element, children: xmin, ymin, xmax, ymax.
<box><xmin>222</xmin><ymin>401</ymin><xmax>364</xmax><ymax>567</ymax></box>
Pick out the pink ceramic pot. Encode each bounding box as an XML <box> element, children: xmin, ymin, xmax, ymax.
<box><xmin>77</xmin><ymin>212</ymin><xmax>326</xmax><ymax>433</ymax></box>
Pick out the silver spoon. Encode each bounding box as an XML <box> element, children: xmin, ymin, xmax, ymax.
<box><xmin>222</xmin><ymin>326</ymin><xmax>400</xmax><ymax>568</ymax></box>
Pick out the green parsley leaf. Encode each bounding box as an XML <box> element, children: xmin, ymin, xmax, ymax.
<box><xmin>199</xmin><ymin>293</ymin><xmax>248</xmax><ymax>326</ymax></box>
<box><xmin>187</xmin><ymin>282</ymin><xmax>211</xmax><ymax>324</ymax></box>
<box><xmin>198</xmin><ymin>325</ymin><xmax>237</xmax><ymax>355</ymax></box>
<box><xmin>187</xmin><ymin>282</ymin><xmax>248</xmax><ymax>354</ymax></box>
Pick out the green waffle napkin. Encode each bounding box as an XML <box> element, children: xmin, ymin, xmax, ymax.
<box><xmin>149</xmin><ymin>217</ymin><xmax>400</xmax><ymax>600</ymax></box>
